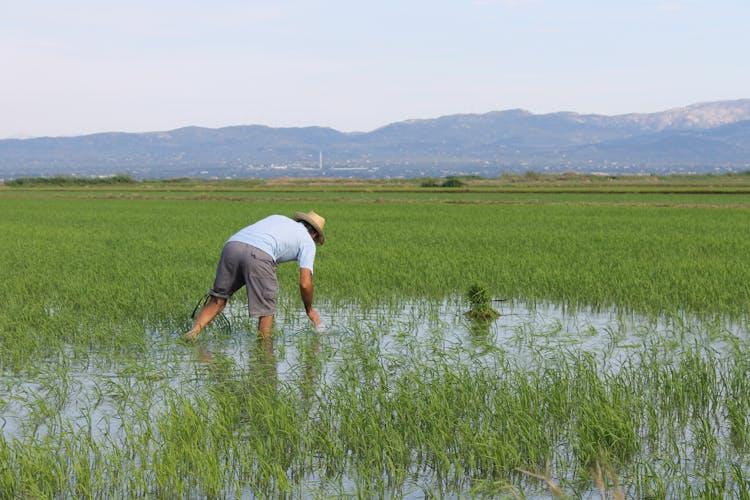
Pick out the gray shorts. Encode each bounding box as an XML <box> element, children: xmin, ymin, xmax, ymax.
<box><xmin>209</xmin><ymin>241</ymin><xmax>278</xmax><ymax>317</ymax></box>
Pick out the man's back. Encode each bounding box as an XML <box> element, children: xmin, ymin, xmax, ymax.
<box><xmin>227</xmin><ymin>215</ymin><xmax>316</xmax><ymax>270</ymax></box>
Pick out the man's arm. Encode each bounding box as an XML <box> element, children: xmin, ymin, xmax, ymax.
<box><xmin>299</xmin><ymin>267</ymin><xmax>321</xmax><ymax>326</ymax></box>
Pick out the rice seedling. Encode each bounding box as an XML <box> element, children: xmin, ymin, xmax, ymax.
<box><xmin>464</xmin><ymin>282</ymin><xmax>501</xmax><ymax>321</ymax></box>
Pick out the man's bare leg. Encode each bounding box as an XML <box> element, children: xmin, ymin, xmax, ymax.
<box><xmin>184</xmin><ymin>296</ymin><xmax>227</xmax><ymax>342</ymax></box>
<box><xmin>257</xmin><ymin>315</ymin><xmax>274</xmax><ymax>340</ymax></box>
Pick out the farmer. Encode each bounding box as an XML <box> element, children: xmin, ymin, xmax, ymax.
<box><xmin>184</xmin><ymin>211</ymin><xmax>326</xmax><ymax>342</ymax></box>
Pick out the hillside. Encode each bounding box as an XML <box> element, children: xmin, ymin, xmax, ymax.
<box><xmin>1</xmin><ymin>100</ymin><xmax>749</xmax><ymax>179</ymax></box>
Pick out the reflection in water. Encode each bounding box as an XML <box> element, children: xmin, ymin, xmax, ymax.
<box><xmin>467</xmin><ymin>317</ymin><xmax>493</xmax><ymax>344</ymax></box>
<box><xmin>191</xmin><ymin>329</ymin><xmax>323</xmax><ymax>402</ymax></box>
<box><xmin>299</xmin><ymin>333</ymin><xmax>321</xmax><ymax>406</ymax></box>
<box><xmin>254</xmin><ymin>333</ymin><xmax>277</xmax><ymax>391</ymax></box>
<box><xmin>192</xmin><ymin>334</ymin><xmax>279</xmax><ymax>393</ymax></box>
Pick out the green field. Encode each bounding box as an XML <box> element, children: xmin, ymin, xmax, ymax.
<box><xmin>0</xmin><ymin>176</ymin><xmax>748</xmax><ymax>498</ymax></box>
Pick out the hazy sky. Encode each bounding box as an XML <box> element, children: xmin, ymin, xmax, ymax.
<box><xmin>2</xmin><ymin>0</ymin><xmax>748</xmax><ymax>138</ymax></box>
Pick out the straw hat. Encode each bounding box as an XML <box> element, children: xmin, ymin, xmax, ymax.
<box><xmin>294</xmin><ymin>211</ymin><xmax>326</xmax><ymax>245</ymax></box>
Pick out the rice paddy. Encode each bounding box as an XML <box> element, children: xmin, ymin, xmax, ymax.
<box><xmin>1</xmin><ymin>177</ymin><xmax>749</xmax><ymax>498</ymax></box>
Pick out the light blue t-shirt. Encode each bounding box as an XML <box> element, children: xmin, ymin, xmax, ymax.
<box><xmin>227</xmin><ymin>215</ymin><xmax>316</xmax><ymax>272</ymax></box>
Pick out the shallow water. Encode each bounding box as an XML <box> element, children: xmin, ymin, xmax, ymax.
<box><xmin>3</xmin><ymin>297</ymin><xmax>747</xmax><ymax>442</ymax></box>
<box><xmin>1</xmin><ymin>297</ymin><xmax>748</xmax><ymax>498</ymax></box>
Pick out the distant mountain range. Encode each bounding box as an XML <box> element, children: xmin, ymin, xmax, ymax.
<box><xmin>1</xmin><ymin>99</ymin><xmax>749</xmax><ymax>180</ymax></box>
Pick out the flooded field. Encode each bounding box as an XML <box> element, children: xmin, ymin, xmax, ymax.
<box><xmin>2</xmin><ymin>297</ymin><xmax>748</xmax><ymax>498</ymax></box>
<box><xmin>1</xmin><ymin>185</ymin><xmax>748</xmax><ymax>497</ymax></box>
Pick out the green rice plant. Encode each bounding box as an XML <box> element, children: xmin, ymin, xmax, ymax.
<box><xmin>1</xmin><ymin>185</ymin><xmax>749</xmax><ymax>498</ymax></box>
<box><xmin>464</xmin><ymin>282</ymin><xmax>501</xmax><ymax>320</ymax></box>
<box><xmin>0</xmin><ymin>435</ymin><xmax>17</xmax><ymax>497</ymax></box>
<box><xmin>151</xmin><ymin>395</ymin><xmax>227</xmax><ymax>497</ymax></box>
<box><xmin>0</xmin><ymin>321</ymin><xmax>747</xmax><ymax>498</ymax></box>
<box><xmin>1</xmin><ymin>195</ymin><xmax>749</xmax><ymax>349</ymax></box>
<box><xmin>724</xmin><ymin>349</ymin><xmax>750</xmax><ymax>453</ymax></box>
<box><xmin>731</xmin><ymin>464</ymin><xmax>750</xmax><ymax>500</ymax></box>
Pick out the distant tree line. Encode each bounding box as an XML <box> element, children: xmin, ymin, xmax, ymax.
<box><xmin>4</xmin><ymin>174</ymin><xmax>136</xmax><ymax>187</ymax></box>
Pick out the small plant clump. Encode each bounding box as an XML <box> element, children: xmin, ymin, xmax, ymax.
<box><xmin>464</xmin><ymin>282</ymin><xmax>500</xmax><ymax>320</ymax></box>
<box><xmin>419</xmin><ymin>176</ymin><xmax>467</xmax><ymax>188</ymax></box>
<box><xmin>441</xmin><ymin>176</ymin><xmax>465</xmax><ymax>188</ymax></box>
<box><xmin>419</xmin><ymin>177</ymin><xmax>441</xmax><ymax>187</ymax></box>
